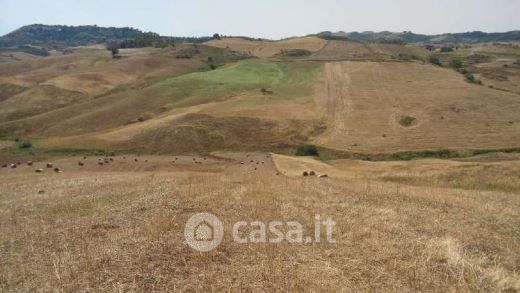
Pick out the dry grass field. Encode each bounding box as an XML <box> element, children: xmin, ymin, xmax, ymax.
<box><xmin>1</xmin><ymin>35</ymin><xmax>520</xmax><ymax>291</ymax></box>
<box><xmin>0</xmin><ymin>153</ymin><xmax>519</xmax><ymax>291</ymax></box>
<box><xmin>314</xmin><ymin>61</ymin><xmax>520</xmax><ymax>153</ymax></box>
<box><xmin>205</xmin><ymin>36</ymin><xmax>328</xmax><ymax>58</ymax></box>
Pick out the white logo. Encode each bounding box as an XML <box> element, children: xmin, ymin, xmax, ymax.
<box><xmin>184</xmin><ymin>213</ymin><xmax>224</xmax><ymax>252</ymax></box>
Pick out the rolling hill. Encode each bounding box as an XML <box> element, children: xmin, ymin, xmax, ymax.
<box><xmin>0</xmin><ymin>34</ymin><xmax>519</xmax><ymax>157</ymax></box>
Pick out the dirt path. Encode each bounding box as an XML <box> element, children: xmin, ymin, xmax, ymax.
<box><xmin>314</xmin><ymin>62</ymin><xmax>365</xmax><ymax>148</ymax></box>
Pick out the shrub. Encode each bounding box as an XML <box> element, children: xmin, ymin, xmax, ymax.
<box><xmin>441</xmin><ymin>47</ymin><xmax>454</xmax><ymax>52</ymax></box>
<box><xmin>450</xmin><ymin>59</ymin><xmax>463</xmax><ymax>69</ymax></box>
<box><xmin>18</xmin><ymin>141</ymin><xmax>32</xmax><ymax>149</ymax></box>
<box><xmin>295</xmin><ymin>144</ymin><xmax>319</xmax><ymax>156</ymax></box>
<box><xmin>260</xmin><ymin>88</ymin><xmax>273</xmax><ymax>95</ymax></box>
<box><xmin>399</xmin><ymin>116</ymin><xmax>417</xmax><ymax>127</ymax></box>
<box><xmin>463</xmin><ymin>73</ymin><xmax>483</xmax><ymax>85</ymax></box>
<box><xmin>428</xmin><ymin>56</ymin><xmax>441</xmax><ymax>66</ymax></box>
<box><xmin>464</xmin><ymin>73</ymin><xmax>475</xmax><ymax>82</ymax></box>
<box><xmin>280</xmin><ymin>49</ymin><xmax>312</xmax><ymax>57</ymax></box>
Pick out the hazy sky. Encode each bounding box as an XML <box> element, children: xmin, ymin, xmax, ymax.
<box><xmin>1</xmin><ymin>0</ymin><xmax>519</xmax><ymax>39</ymax></box>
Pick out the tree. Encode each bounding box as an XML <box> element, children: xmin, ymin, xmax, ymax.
<box><xmin>106</xmin><ymin>42</ymin><xmax>120</xmax><ymax>58</ymax></box>
<box><xmin>295</xmin><ymin>144</ymin><xmax>319</xmax><ymax>156</ymax></box>
<box><xmin>450</xmin><ymin>59</ymin><xmax>463</xmax><ymax>69</ymax></box>
<box><xmin>213</xmin><ymin>33</ymin><xmax>221</xmax><ymax>40</ymax></box>
<box><xmin>428</xmin><ymin>56</ymin><xmax>442</xmax><ymax>66</ymax></box>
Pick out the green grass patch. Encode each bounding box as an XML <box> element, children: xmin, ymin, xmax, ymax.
<box><xmin>153</xmin><ymin>60</ymin><xmax>285</xmax><ymax>108</ymax></box>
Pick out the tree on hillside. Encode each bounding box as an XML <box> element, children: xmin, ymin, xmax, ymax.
<box><xmin>106</xmin><ymin>42</ymin><xmax>120</xmax><ymax>58</ymax></box>
<box><xmin>213</xmin><ymin>33</ymin><xmax>221</xmax><ymax>40</ymax></box>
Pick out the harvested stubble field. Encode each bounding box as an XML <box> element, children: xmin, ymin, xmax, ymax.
<box><xmin>0</xmin><ymin>153</ymin><xmax>519</xmax><ymax>291</ymax></box>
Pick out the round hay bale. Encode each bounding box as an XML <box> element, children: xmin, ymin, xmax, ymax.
<box><xmin>10</xmin><ymin>164</ymin><xmax>17</xmax><ymax>169</ymax></box>
<box><xmin>78</xmin><ymin>162</ymin><xmax>84</xmax><ymax>166</ymax></box>
<box><xmin>318</xmin><ymin>174</ymin><xmax>329</xmax><ymax>178</ymax></box>
<box><xmin>302</xmin><ymin>171</ymin><xmax>309</xmax><ymax>176</ymax></box>
<box><xmin>2</xmin><ymin>163</ymin><xmax>8</xmax><ymax>168</ymax></box>
<box><xmin>27</xmin><ymin>161</ymin><xmax>33</xmax><ymax>166</ymax></box>
<box><xmin>98</xmin><ymin>162</ymin><xmax>104</xmax><ymax>166</ymax></box>
<box><xmin>46</xmin><ymin>163</ymin><xmax>53</xmax><ymax>168</ymax></box>
<box><xmin>35</xmin><ymin>169</ymin><xmax>44</xmax><ymax>173</ymax></box>
<box><xmin>134</xmin><ymin>158</ymin><xmax>138</xmax><ymax>162</ymax></box>
<box><xmin>309</xmin><ymin>171</ymin><xmax>316</xmax><ymax>176</ymax></box>
<box><xmin>54</xmin><ymin>167</ymin><xmax>62</xmax><ymax>173</ymax></box>
<box><xmin>38</xmin><ymin>190</ymin><xmax>45</xmax><ymax>194</ymax></box>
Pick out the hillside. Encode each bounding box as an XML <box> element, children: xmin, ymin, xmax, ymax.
<box><xmin>319</xmin><ymin>30</ymin><xmax>520</xmax><ymax>44</ymax></box>
<box><xmin>0</xmin><ymin>24</ymin><xmax>143</xmax><ymax>48</ymax></box>
<box><xmin>0</xmin><ymin>35</ymin><xmax>519</xmax><ymax>157</ymax></box>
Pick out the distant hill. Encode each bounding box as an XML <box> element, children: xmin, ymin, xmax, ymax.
<box><xmin>317</xmin><ymin>31</ymin><xmax>520</xmax><ymax>44</ymax></box>
<box><xmin>0</xmin><ymin>24</ymin><xmax>144</xmax><ymax>48</ymax></box>
<box><xmin>0</xmin><ymin>24</ymin><xmax>216</xmax><ymax>49</ymax></box>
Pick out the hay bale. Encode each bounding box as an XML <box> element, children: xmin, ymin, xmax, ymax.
<box><xmin>78</xmin><ymin>162</ymin><xmax>84</xmax><ymax>166</ymax></box>
<box><xmin>1</xmin><ymin>164</ymin><xmax>7</xmax><ymax>168</ymax></box>
<box><xmin>318</xmin><ymin>174</ymin><xmax>329</xmax><ymax>178</ymax></box>
<box><xmin>54</xmin><ymin>167</ymin><xmax>62</xmax><ymax>173</ymax></box>
<box><xmin>46</xmin><ymin>163</ymin><xmax>53</xmax><ymax>168</ymax></box>
<box><xmin>27</xmin><ymin>161</ymin><xmax>33</xmax><ymax>166</ymax></box>
<box><xmin>35</xmin><ymin>169</ymin><xmax>44</xmax><ymax>173</ymax></box>
<box><xmin>98</xmin><ymin>162</ymin><xmax>104</xmax><ymax>166</ymax></box>
<box><xmin>10</xmin><ymin>164</ymin><xmax>17</xmax><ymax>169</ymax></box>
<box><xmin>302</xmin><ymin>171</ymin><xmax>309</xmax><ymax>176</ymax></box>
<box><xmin>134</xmin><ymin>158</ymin><xmax>138</xmax><ymax>162</ymax></box>
<box><xmin>309</xmin><ymin>171</ymin><xmax>316</xmax><ymax>176</ymax></box>
<box><xmin>38</xmin><ymin>190</ymin><xmax>45</xmax><ymax>194</ymax></box>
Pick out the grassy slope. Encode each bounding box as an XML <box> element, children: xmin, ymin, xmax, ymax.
<box><xmin>35</xmin><ymin>60</ymin><xmax>323</xmax><ymax>153</ymax></box>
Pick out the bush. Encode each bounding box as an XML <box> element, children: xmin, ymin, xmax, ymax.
<box><xmin>399</xmin><ymin>116</ymin><xmax>417</xmax><ymax>127</ymax></box>
<box><xmin>464</xmin><ymin>73</ymin><xmax>475</xmax><ymax>82</ymax></box>
<box><xmin>457</xmin><ymin>68</ymin><xmax>468</xmax><ymax>74</ymax></box>
<box><xmin>450</xmin><ymin>59</ymin><xmax>463</xmax><ymax>69</ymax></box>
<box><xmin>260</xmin><ymin>88</ymin><xmax>273</xmax><ymax>95</ymax></box>
<box><xmin>463</xmin><ymin>73</ymin><xmax>482</xmax><ymax>85</ymax></box>
<box><xmin>295</xmin><ymin>144</ymin><xmax>319</xmax><ymax>156</ymax></box>
<box><xmin>18</xmin><ymin>141</ymin><xmax>32</xmax><ymax>149</ymax></box>
<box><xmin>441</xmin><ymin>47</ymin><xmax>454</xmax><ymax>52</ymax></box>
<box><xmin>428</xmin><ymin>56</ymin><xmax>441</xmax><ymax>66</ymax></box>
<box><xmin>280</xmin><ymin>49</ymin><xmax>312</xmax><ymax>57</ymax></box>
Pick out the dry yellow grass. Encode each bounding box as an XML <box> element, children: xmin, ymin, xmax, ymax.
<box><xmin>0</xmin><ymin>153</ymin><xmax>519</xmax><ymax>291</ymax></box>
<box><xmin>205</xmin><ymin>37</ymin><xmax>327</xmax><ymax>58</ymax></box>
<box><xmin>0</xmin><ymin>46</ymin><xmax>206</xmax><ymax>122</ymax></box>
<box><xmin>314</xmin><ymin>61</ymin><xmax>520</xmax><ymax>153</ymax></box>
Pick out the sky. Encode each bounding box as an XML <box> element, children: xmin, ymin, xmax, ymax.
<box><xmin>0</xmin><ymin>0</ymin><xmax>519</xmax><ymax>39</ymax></box>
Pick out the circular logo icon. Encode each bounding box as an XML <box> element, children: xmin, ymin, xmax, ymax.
<box><xmin>184</xmin><ymin>213</ymin><xmax>224</xmax><ymax>252</ymax></box>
